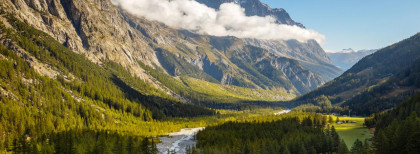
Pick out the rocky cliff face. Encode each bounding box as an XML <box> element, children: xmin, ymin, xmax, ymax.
<box><xmin>196</xmin><ymin>0</ymin><xmax>303</xmax><ymax>27</ymax></box>
<box><xmin>1</xmin><ymin>0</ymin><xmax>326</xmax><ymax>97</ymax></box>
<box><xmin>196</xmin><ymin>0</ymin><xmax>343</xmax><ymax>81</ymax></box>
<box><xmin>243</xmin><ymin>39</ymin><xmax>342</xmax><ymax>80</ymax></box>
<box><xmin>3</xmin><ymin>0</ymin><xmax>157</xmax><ymax>77</ymax></box>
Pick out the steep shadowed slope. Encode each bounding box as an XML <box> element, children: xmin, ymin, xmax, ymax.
<box><xmin>289</xmin><ymin>33</ymin><xmax>420</xmax><ymax>115</ymax></box>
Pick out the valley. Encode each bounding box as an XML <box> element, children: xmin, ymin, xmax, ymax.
<box><xmin>0</xmin><ymin>0</ymin><xmax>419</xmax><ymax>153</ymax></box>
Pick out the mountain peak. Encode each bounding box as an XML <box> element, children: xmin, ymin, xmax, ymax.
<box><xmin>196</xmin><ymin>0</ymin><xmax>304</xmax><ymax>27</ymax></box>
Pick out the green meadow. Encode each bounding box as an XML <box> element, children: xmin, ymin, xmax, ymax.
<box><xmin>329</xmin><ymin>116</ymin><xmax>374</xmax><ymax>148</ymax></box>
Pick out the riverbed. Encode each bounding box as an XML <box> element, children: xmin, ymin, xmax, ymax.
<box><xmin>274</xmin><ymin>109</ymin><xmax>291</xmax><ymax>115</ymax></box>
<box><xmin>157</xmin><ymin>127</ymin><xmax>204</xmax><ymax>154</ymax></box>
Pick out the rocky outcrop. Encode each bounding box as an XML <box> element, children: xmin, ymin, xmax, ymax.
<box><xmin>196</xmin><ymin>0</ymin><xmax>303</xmax><ymax>27</ymax></box>
<box><xmin>3</xmin><ymin>0</ymin><xmax>158</xmax><ymax>77</ymax></box>
<box><xmin>1</xmin><ymin>0</ymin><xmax>328</xmax><ymax>96</ymax></box>
<box><xmin>196</xmin><ymin>0</ymin><xmax>343</xmax><ymax>81</ymax></box>
<box><xmin>243</xmin><ymin>38</ymin><xmax>342</xmax><ymax>81</ymax></box>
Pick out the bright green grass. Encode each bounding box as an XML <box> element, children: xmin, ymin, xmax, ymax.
<box><xmin>182</xmin><ymin>76</ymin><xmax>295</xmax><ymax>103</ymax></box>
<box><xmin>329</xmin><ymin>116</ymin><xmax>373</xmax><ymax>148</ymax></box>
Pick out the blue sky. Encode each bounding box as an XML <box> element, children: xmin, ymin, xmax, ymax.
<box><xmin>260</xmin><ymin>0</ymin><xmax>420</xmax><ymax>52</ymax></box>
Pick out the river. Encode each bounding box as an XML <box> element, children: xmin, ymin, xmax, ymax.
<box><xmin>157</xmin><ymin>127</ymin><xmax>204</xmax><ymax>154</ymax></box>
<box><xmin>274</xmin><ymin>109</ymin><xmax>291</xmax><ymax>115</ymax></box>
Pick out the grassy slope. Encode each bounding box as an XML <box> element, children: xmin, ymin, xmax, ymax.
<box><xmin>182</xmin><ymin>77</ymin><xmax>295</xmax><ymax>103</ymax></box>
<box><xmin>329</xmin><ymin>116</ymin><xmax>373</xmax><ymax>148</ymax></box>
<box><xmin>139</xmin><ymin>61</ymin><xmax>295</xmax><ymax>109</ymax></box>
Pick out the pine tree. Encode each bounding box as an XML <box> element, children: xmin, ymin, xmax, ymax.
<box><xmin>331</xmin><ymin>126</ymin><xmax>340</xmax><ymax>152</ymax></box>
<box><xmin>350</xmin><ymin>139</ymin><xmax>363</xmax><ymax>154</ymax></box>
<box><xmin>281</xmin><ymin>146</ymin><xmax>291</xmax><ymax>154</ymax></box>
<box><xmin>298</xmin><ymin>142</ymin><xmax>307</xmax><ymax>154</ymax></box>
<box><xmin>372</xmin><ymin>130</ymin><xmax>386</xmax><ymax>153</ymax></box>
<box><xmin>141</xmin><ymin>137</ymin><xmax>151</xmax><ymax>154</ymax></box>
<box><xmin>329</xmin><ymin>116</ymin><xmax>334</xmax><ymax>124</ymax></box>
<box><xmin>338</xmin><ymin>139</ymin><xmax>349</xmax><ymax>154</ymax></box>
<box><xmin>308</xmin><ymin>146</ymin><xmax>316</xmax><ymax>154</ymax></box>
<box><xmin>151</xmin><ymin>138</ymin><xmax>158</xmax><ymax>154</ymax></box>
<box><xmin>362</xmin><ymin>139</ymin><xmax>370</xmax><ymax>154</ymax></box>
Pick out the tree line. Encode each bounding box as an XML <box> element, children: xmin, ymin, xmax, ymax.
<box><xmin>365</xmin><ymin>94</ymin><xmax>420</xmax><ymax>154</ymax></box>
<box><xmin>191</xmin><ymin>113</ymin><xmax>350</xmax><ymax>154</ymax></box>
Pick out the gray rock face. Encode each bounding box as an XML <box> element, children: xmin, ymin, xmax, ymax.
<box><xmin>196</xmin><ymin>0</ymin><xmax>303</xmax><ymax>27</ymax></box>
<box><xmin>243</xmin><ymin>38</ymin><xmax>342</xmax><ymax>81</ymax></box>
<box><xmin>1</xmin><ymin>0</ymin><xmax>327</xmax><ymax>96</ymax></box>
<box><xmin>196</xmin><ymin>0</ymin><xmax>343</xmax><ymax>81</ymax></box>
<box><xmin>207</xmin><ymin>36</ymin><xmax>325</xmax><ymax>93</ymax></box>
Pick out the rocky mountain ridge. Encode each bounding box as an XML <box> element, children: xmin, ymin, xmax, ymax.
<box><xmin>196</xmin><ymin>0</ymin><xmax>304</xmax><ymax>27</ymax></box>
<box><xmin>1</xmin><ymin>0</ymin><xmax>328</xmax><ymax>106</ymax></box>
<box><xmin>196</xmin><ymin>0</ymin><xmax>343</xmax><ymax>81</ymax></box>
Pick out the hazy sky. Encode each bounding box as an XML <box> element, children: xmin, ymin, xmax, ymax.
<box><xmin>261</xmin><ymin>0</ymin><xmax>420</xmax><ymax>52</ymax></box>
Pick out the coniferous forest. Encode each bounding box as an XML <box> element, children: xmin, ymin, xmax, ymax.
<box><xmin>1</xmin><ymin>0</ymin><xmax>420</xmax><ymax>154</ymax></box>
<box><xmin>0</xmin><ymin>12</ymin><xmax>206</xmax><ymax>153</ymax></box>
<box><xmin>365</xmin><ymin>94</ymin><xmax>420</xmax><ymax>154</ymax></box>
<box><xmin>192</xmin><ymin>114</ymin><xmax>349</xmax><ymax>154</ymax></box>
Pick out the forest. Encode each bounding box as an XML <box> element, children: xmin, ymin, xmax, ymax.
<box><xmin>0</xmin><ymin>12</ymin><xmax>216</xmax><ymax>153</ymax></box>
<box><xmin>365</xmin><ymin>94</ymin><xmax>420</xmax><ymax>154</ymax></box>
<box><xmin>191</xmin><ymin>113</ymin><xmax>359</xmax><ymax>154</ymax></box>
<box><xmin>290</xmin><ymin>33</ymin><xmax>420</xmax><ymax>116</ymax></box>
<box><xmin>1</xmin><ymin>3</ymin><xmax>420</xmax><ymax>154</ymax></box>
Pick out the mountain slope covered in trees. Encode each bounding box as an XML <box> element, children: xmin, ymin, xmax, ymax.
<box><xmin>0</xmin><ymin>12</ymin><xmax>215</xmax><ymax>152</ymax></box>
<box><xmin>365</xmin><ymin>94</ymin><xmax>420</xmax><ymax>154</ymax></box>
<box><xmin>289</xmin><ymin>33</ymin><xmax>420</xmax><ymax>115</ymax></box>
<box><xmin>0</xmin><ymin>0</ymin><xmax>330</xmax><ymax>106</ymax></box>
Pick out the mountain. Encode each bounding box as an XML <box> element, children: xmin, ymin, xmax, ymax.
<box><xmin>0</xmin><ymin>0</ymin><xmax>330</xmax><ymax>115</ymax></box>
<box><xmin>327</xmin><ymin>49</ymin><xmax>377</xmax><ymax>70</ymax></box>
<box><xmin>243</xmin><ymin>38</ymin><xmax>342</xmax><ymax>81</ymax></box>
<box><xmin>289</xmin><ymin>33</ymin><xmax>420</xmax><ymax>115</ymax></box>
<box><xmin>196</xmin><ymin>0</ymin><xmax>343</xmax><ymax>81</ymax></box>
<box><xmin>196</xmin><ymin>0</ymin><xmax>304</xmax><ymax>27</ymax></box>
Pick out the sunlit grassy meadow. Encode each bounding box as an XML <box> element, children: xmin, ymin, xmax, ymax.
<box><xmin>329</xmin><ymin>116</ymin><xmax>373</xmax><ymax>148</ymax></box>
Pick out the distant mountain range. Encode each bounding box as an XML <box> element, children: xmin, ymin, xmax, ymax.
<box><xmin>327</xmin><ymin>49</ymin><xmax>377</xmax><ymax>71</ymax></box>
<box><xmin>290</xmin><ymin>33</ymin><xmax>420</xmax><ymax>115</ymax></box>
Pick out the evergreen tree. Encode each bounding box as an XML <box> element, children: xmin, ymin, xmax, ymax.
<box><xmin>331</xmin><ymin>126</ymin><xmax>340</xmax><ymax>152</ymax></box>
<box><xmin>298</xmin><ymin>142</ymin><xmax>307</xmax><ymax>154</ymax></box>
<box><xmin>281</xmin><ymin>146</ymin><xmax>291</xmax><ymax>154</ymax></box>
<box><xmin>151</xmin><ymin>138</ymin><xmax>158</xmax><ymax>154</ymax></box>
<box><xmin>141</xmin><ymin>137</ymin><xmax>151</xmax><ymax>154</ymax></box>
<box><xmin>329</xmin><ymin>116</ymin><xmax>334</xmax><ymax>124</ymax></box>
<box><xmin>338</xmin><ymin>139</ymin><xmax>349</xmax><ymax>154</ymax></box>
<box><xmin>351</xmin><ymin>139</ymin><xmax>363</xmax><ymax>154</ymax></box>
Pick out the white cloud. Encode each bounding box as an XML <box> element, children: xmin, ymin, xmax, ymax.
<box><xmin>111</xmin><ymin>0</ymin><xmax>325</xmax><ymax>43</ymax></box>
